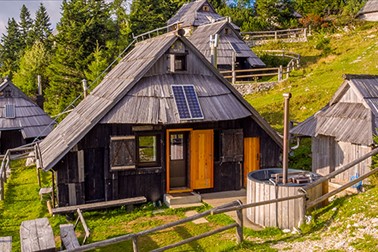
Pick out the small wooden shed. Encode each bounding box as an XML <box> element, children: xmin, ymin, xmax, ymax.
<box><xmin>38</xmin><ymin>31</ymin><xmax>282</xmax><ymax>207</ymax></box>
<box><xmin>356</xmin><ymin>0</ymin><xmax>378</xmax><ymax>21</ymax></box>
<box><xmin>0</xmin><ymin>79</ymin><xmax>54</xmax><ymax>153</ymax></box>
<box><xmin>290</xmin><ymin>74</ymin><xmax>378</xmax><ymax>184</ymax></box>
<box><xmin>188</xmin><ymin>20</ymin><xmax>266</xmax><ymax>70</ymax></box>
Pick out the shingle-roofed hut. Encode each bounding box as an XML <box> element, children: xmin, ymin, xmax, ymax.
<box><xmin>291</xmin><ymin>74</ymin><xmax>378</xmax><ymax>184</ymax></box>
<box><xmin>167</xmin><ymin>1</ymin><xmax>265</xmax><ymax>71</ymax></box>
<box><xmin>188</xmin><ymin>20</ymin><xmax>266</xmax><ymax>70</ymax></box>
<box><xmin>167</xmin><ymin>0</ymin><xmax>239</xmax><ymax>30</ymax></box>
<box><xmin>356</xmin><ymin>0</ymin><xmax>378</xmax><ymax>21</ymax></box>
<box><xmin>0</xmin><ymin>79</ymin><xmax>54</xmax><ymax>153</ymax></box>
<box><xmin>38</xmin><ymin>30</ymin><xmax>282</xmax><ymax>207</ymax></box>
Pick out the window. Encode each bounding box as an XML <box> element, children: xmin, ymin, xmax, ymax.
<box><xmin>110</xmin><ymin>136</ymin><xmax>136</xmax><ymax>170</ymax></box>
<box><xmin>137</xmin><ymin>134</ymin><xmax>160</xmax><ymax>167</ymax></box>
<box><xmin>202</xmin><ymin>5</ymin><xmax>210</xmax><ymax>12</ymax></box>
<box><xmin>110</xmin><ymin>134</ymin><xmax>161</xmax><ymax>170</ymax></box>
<box><xmin>224</xmin><ymin>28</ymin><xmax>230</xmax><ymax>35</ymax></box>
<box><xmin>169</xmin><ymin>54</ymin><xmax>187</xmax><ymax>72</ymax></box>
<box><xmin>4</xmin><ymin>104</ymin><xmax>15</xmax><ymax>119</ymax></box>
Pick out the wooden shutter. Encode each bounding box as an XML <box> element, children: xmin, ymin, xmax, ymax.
<box><xmin>110</xmin><ymin>136</ymin><xmax>136</xmax><ymax>170</ymax></box>
<box><xmin>244</xmin><ymin>137</ymin><xmax>260</xmax><ymax>186</ymax></box>
<box><xmin>191</xmin><ymin>129</ymin><xmax>214</xmax><ymax>189</ymax></box>
<box><xmin>221</xmin><ymin>129</ymin><xmax>244</xmax><ymax>162</ymax></box>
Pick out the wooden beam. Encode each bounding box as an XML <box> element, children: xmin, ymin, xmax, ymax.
<box><xmin>52</xmin><ymin>197</ymin><xmax>147</xmax><ymax>214</ymax></box>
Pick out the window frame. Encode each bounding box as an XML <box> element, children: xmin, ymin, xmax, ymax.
<box><xmin>110</xmin><ymin>136</ymin><xmax>136</xmax><ymax>171</ymax></box>
<box><xmin>136</xmin><ymin>132</ymin><xmax>161</xmax><ymax>168</ymax></box>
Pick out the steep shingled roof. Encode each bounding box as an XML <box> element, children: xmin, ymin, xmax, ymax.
<box><xmin>356</xmin><ymin>0</ymin><xmax>378</xmax><ymax>20</ymax></box>
<box><xmin>167</xmin><ymin>0</ymin><xmax>239</xmax><ymax>30</ymax></box>
<box><xmin>39</xmin><ymin>31</ymin><xmax>282</xmax><ymax>171</ymax></box>
<box><xmin>290</xmin><ymin>75</ymin><xmax>378</xmax><ymax>145</ymax></box>
<box><xmin>188</xmin><ymin>20</ymin><xmax>265</xmax><ymax>67</ymax></box>
<box><xmin>0</xmin><ymin>79</ymin><xmax>54</xmax><ymax>139</ymax></box>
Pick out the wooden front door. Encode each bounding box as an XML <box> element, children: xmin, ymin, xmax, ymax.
<box><xmin>167</xmin><ymin>129</ymin><xmax>214</xmax><ymax>192</ymax></box>
<box><xmin>168</xmin><ymin>131</ymin><xmax>189</xmax><ymax>191</ymax></box>
<box><xmin>191</xmin><ymin>129</ymin><xmax>214</xmax><ymax>189</ymax></box>
<box><xmin>244</xmin><ymin>137</ymin><xmax>260</xmax><ymax>186</ymax></box>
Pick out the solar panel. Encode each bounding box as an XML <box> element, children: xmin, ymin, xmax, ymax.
<box><xmin>172</xmin><ymin>85</ymin><xmax>204</xmax><ymax>120</ymax></box>
<box><xmin>230</xmin><ymin>42</ymin><xmax>242</xmax><ymax>53</ymax></box>
<box><xmin>183</xmin><ymin>86</ymin><xmax>203</xmax><ymax>119</ymax></box>
<box><xmin>172</xmin><ymin>86</ymin><xmax>191</xmax><ymax>119</ymax></box>
<box><xmin>4</xmin><ymin>104</ymin><xmax>15</xmax><ymax>119</ymax></box>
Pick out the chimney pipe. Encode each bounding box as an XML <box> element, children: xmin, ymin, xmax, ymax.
<box><xmin>282</xmin><ymin>93</ymin><xmax>292</xmax><ymax>184</ymax></box>
<box><xmin>82</xmin><ymin>79</ymin><xmax>88</xmax><ymax>98</ymax></box>
<box><xmin>36</xmin><ymin>75</ymin><xmax>44</xmax><ymax>109</ymax></box>
<box><xmin>209</xmin><ymin>34</ymin><xmax>219</xmax><ymax>68</ymax></box>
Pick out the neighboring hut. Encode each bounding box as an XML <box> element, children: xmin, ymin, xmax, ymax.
<box><xmin>290</xmin><ymin>74</ymin><xmax>378</xmax><ymax>184</ymax></box>
<box><xmin>38</xmin><ymin>30</ymin><xmax>282</xmax><ymax>207</ymax></box>
<box><xmin>0</xmin><ymin>79</ymin><xmax>54</xmax><ymax>153</ymax></box>
<box><xmin>188</xmin><ymin>20</ymin><xmax>266</xmax><ymax>70</ymax></box>
<box><xmin>356</xmin><ymin>0</ymin><xmax>378</xmax><ymax>21</ymax></box>
<box><xmin>167</xmin><ymin>0</ymin><xmax>239</xmax><ymax>31</ymax></box>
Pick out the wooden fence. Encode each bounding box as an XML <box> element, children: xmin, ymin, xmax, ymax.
<box><xmin>242</xmin><ymin>28</ymin><xmax>308</xmax><ymax>46</ymax></box>
<box><xmin>220</xmin><ymin>50</ymin><xmax>300</xmax><ymax>85</ymax></box>
<box><xmin>0</xmin><ymin>143</ymin><xmax>37</xmax><ymax>200</ymax></box>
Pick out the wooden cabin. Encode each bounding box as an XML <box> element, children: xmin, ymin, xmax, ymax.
<box><xmin>0</xmin><ymin>79</ymin><xmax>54</xmax><ymax>153</ymax></box>
<box><xmin>356</xmin><ymin>0</ymin><xmax>378</xmax><ymax>21</ymax></box>
<box><xmin>188</xmin><ymin>20</ymin><xmax>266</xmax><ymax>71</ymax></box>
<box><xmin>167</xmin><ymin>0</ymin><xmax>240</xmax><ymax>31</ymax></box>
<box><xmin>38</xmin><ymin>31</ymin><xmax>282</xmax><ymax>207</ymax></box>
<box><xmin>290</xmin><ymin>74</ymin><xmax>378</xmax><ymax>184</ymax></box>
<box><xmin>167</xmin><ymin>1</ymin><xmax>265</xmax><ymax>70</ymax></box>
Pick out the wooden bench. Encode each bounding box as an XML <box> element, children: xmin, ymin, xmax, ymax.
<box><xmin>60</xmin><ymin>224</ymin><xmax>80</xmax><ymax>250</ymax></box>
<box><xmin>20</xmin><ymin>218</ymin><xmax>55</xmax><ymax>252</ymax></box>
<box><xmin>52</xmin><ymin>196</ymin><xmax>147</xmax><ymax>214</ymax></box>
<box><xmin>0</xmin><ymin>236</ymin><xmax>12</xmax><ymax>252</ymax></box>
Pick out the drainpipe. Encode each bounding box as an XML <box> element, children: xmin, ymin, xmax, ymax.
<box><xmin>283</xmin><ymin>93</ymin><xmax>292</xmax><ymax>184</ymax></box>
<box><xmin>36</xmin><ymin>75</ymin><xmax>44</xmax><ymax>109</ymax></box>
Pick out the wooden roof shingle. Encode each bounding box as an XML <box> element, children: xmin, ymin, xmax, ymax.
<box><xmin>357</xmin><ymin>0</ymin><xmax>378</xmax><ymax>16</ymax></box>
<box><xmin>0</xmin><ymin>79</ymin><xmax>54</xmax><ymax>139</ymax></box>
<box><xmin>188</xmin><ymin>20</ymin><xmax>265</xmax><ymax>67</ymax></box>
<box><xmin>40</xmin><ymin>31</ymin><xmax>282</xmax><ymax>171</ymax></box>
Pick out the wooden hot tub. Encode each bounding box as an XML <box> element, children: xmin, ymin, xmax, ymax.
<box><xmin>246</xmin><ymin>168</ymin><xmax>326</xmax><ymax>229</ymax></box>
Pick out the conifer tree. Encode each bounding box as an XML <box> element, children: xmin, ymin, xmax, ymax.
<box><xmin>45</xmin><ymin>0</ymin><xmax>115</xmax><ymax>116</ymax></box>
<box><xmin>19</xmin><ymin>5</ymin><xmax>33</xmax><ymax>49</ymax></box>
<box><xmin>32</xmin><ymin>3</ymin><xmax>52</xmax><ymax>46</ymax></box>
<box><xmin>0</xmin><ymin>18</ymin><xmax>22</xmax><ymax>78</ymax></box>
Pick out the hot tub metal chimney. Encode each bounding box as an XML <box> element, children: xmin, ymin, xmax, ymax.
<box><xmin>283</xmin><ymin>93</ymin><xmax>292</xmax><ymax>184</ymax></box>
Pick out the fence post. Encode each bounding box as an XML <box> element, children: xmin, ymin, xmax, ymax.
<box><xmin>133</xmin><ymin>236</ymin><xmax>139</xmax><ymax>252</ymax></box>
<box><xmin>286</xmin><ymin>65</ymin><xmax>290</xmax><ymax>79</ymax></box>
<box><xmin>278</xmin><ymin>65</ymin><xmax>283</xmax><ymax>82</ymax></box>
<box><xmin>275</xmin><ymin>31</ymin><xmax>277</xmax><ymax>40</ymax></box>
<box><xmin>304</xmin><ymin>28</ymin><xmax>308</xmax><ymax>41</ymax></box>
<box><xmin>236</xmin><ymin>208</ymin><xmax>243</xmax><ymax>243</ymax></box>
<box><xmin>0</xmin><ymin>173</ymin><xmax>3</xmax><ymax>200</ymax></box>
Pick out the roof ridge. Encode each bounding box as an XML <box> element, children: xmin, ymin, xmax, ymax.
<box><xmin>343</xmin><ymin>74</ymin><xmax>378</xmax><ymax>80</ymax></box>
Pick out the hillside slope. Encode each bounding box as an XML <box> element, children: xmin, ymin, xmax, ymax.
<box><xmin>246</xmin><ymin>22</ymin><xmax>378</xmax><ymax>132</ymax></box>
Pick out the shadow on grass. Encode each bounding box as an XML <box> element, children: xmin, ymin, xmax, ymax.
<box><xmin>173</xmin><ymin>226</ymin><xmax>204</xmax><ymax>251</ymax></box>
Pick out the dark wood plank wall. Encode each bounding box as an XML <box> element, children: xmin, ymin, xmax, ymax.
<box><xmin>55</xmin><ymin>117</ymin><xmax>281</xmax><ymax>206</ymax></box>
<box><xmin>0</xmin><ymin>130</ymin><xmax>25</xmax><ymax>154</ymax></box>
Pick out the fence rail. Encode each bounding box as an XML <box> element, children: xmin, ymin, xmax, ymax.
<box><xmin>220</xmin><ymin>50</ymin><xmax>300</xmax><ymax>85</ymax></box>
<box><xmin>242</xmin><ymin>28</ymin><xmax>308</xmax><ymax>46</ymax></box>
<box><xmin>0</xmin><ymin>144</ymin><xmax>38</xmax><ymax>200</ymax></box>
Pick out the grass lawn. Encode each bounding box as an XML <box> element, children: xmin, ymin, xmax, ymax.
<box><xmin>0</xmin><ymin>161</ymin><xmax>288</xmax><ymax>251</ymax></box>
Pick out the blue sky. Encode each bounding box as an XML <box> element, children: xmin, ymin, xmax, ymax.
<box><xmin>0</xmin><ymin>0</ymin><xmax>64</xmax><ymax>36</ymax></box>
